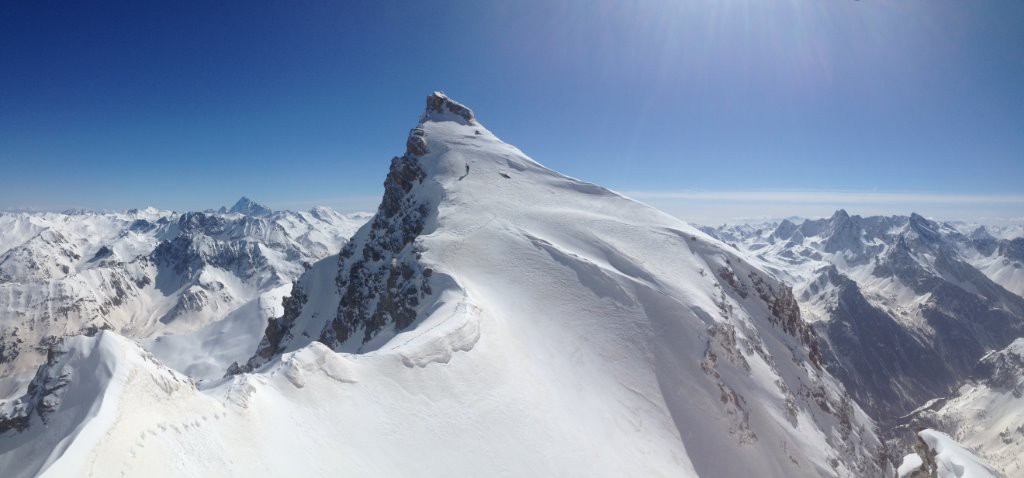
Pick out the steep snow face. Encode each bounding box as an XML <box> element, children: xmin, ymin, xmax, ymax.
<box><xmin>240</xmin><ymin>92</ymin><xmax>888</xmax><ymax>476</ymax></box>
<box><xmin>897</xmin><ymin>429</ymin><xmax>1000</xmax><ymax>478</ymax></box>
<box><xmin>0</xmin><ymin>206</ymin><xmax>368</xmax><ymax>396</ymax></box>
<box><xmin>0</xmin><ymin>332</ymin><xmax>198</xmax><ymax>478</ymax></box>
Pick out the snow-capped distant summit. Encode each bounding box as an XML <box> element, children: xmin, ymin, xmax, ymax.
<box><xmin>222</xmin><ymin>196</ymin><xmax>273</xmax><ymax>217</ymax></box>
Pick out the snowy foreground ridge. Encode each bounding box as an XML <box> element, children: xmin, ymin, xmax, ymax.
<box><xmin>1</xmin><ymin>93</ymin><xmax>901</xmax><ymax>477</ymax></box>
<box><xmin>898</xmin><ymin>429</ymin><xmax>999</xmax><ymax>478</ymax></box>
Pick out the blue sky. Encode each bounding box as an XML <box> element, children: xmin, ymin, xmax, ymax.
<box><xmin>2</xmin><ymin>1</ymin><xmax>1022</xmax><ymax>223</ymax></box>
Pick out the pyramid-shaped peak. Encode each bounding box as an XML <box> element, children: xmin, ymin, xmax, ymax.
<box><xmin>423</xmin><ymin>91</ymin><xmax>475</xmax><ymax>124</ymax></box>
<box><xmin>228</xmin><ymin>196</ymin><xmax>273</xmax><ymax>217</ymax></box>
<box><xmin>904</xmin><ymin>212</ymin><xmax>943</xmax><ymax>244</ymax></box>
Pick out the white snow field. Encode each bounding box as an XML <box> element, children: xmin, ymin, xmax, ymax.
<box><xmin>0</xmin><ymin>93</ymin><xmax>888</xmax><ymax>477</ymax></box>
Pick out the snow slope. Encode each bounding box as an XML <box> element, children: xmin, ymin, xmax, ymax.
<box><xmin>0</xmin><ymin>93</ymin><xmax>889</xmax><ymax>477</ymax></box>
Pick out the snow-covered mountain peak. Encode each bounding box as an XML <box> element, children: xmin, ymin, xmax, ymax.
<box><xmin>906</xmin><ymin>212</ymin><xmax>942</xmax><ymax>243</ymax></box>
<box><xmin>225</xmin><ymin>197</ymin><xmax>273</xmax><ymax>217</ymax></box>
<box><xmin>239</xmin><ymin>92</ymin><xmax>890</xmax><ymax>476</ymax></box>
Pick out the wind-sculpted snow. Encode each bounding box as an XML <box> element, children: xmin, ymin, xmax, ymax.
<box><xmin>897</xmin><ymin>429</ymin><xmax>1000</xmax><ymax>478</ymax></box>
<box><xmin>0</xmin><ymin>332</ymin><xmax>196</xmax><ymax>478</ymax></box>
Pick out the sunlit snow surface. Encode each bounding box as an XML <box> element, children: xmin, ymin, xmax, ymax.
<box><xmin>1</xmin><ymin>97</ymin><xmax>887</xmax><ymax>477</ymax></box>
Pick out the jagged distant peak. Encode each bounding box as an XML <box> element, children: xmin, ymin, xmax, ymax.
<box><xmin>908</xmin><ymin>212</ymin><xmax>929</xmax><ymax>224</ymax></box>
<box><xmin>227</xmin><ymin>196</ymin><xmax>273</xmax><ymax>217</ymax></box>
<box><xmin>830</xmin><ymin>208</ymin><xmax>851</xmax><ymax>222</ymax></box>
<box><xmin>422</xmin><ymin>91</ymin><xmax>475</xmax><ymax>124</ymax></box>
<box><xmin>772</xmin><ymin>218</ymin><xmax>799</xmax><ymax>239</ymax></box>
<box><xmin>969</xmin><ymin>225</ymin><xmax>993</xmax><ymax>240</ymax></box>
<box><xmin>905</xmin><ymin>212</ymin><xmax>943</xmax><ymax>243</ymax></box>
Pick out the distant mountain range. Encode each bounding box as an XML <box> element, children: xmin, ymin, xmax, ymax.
<box><xmin>702</xmin><ymin>211</ymin><xmax>1024</xmax><ymax>475</ymax></box>
<box><xmin>0</xmin><ymin>202</ymin><xmax>369</xmax><ymax>396</ymax></box>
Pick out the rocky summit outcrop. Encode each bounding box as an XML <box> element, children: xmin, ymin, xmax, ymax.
<box><xmin>249</xmin><ymin>93</ymin><xmax>452</xmax><ymax>365</ymax></box>
<box><xmin>424</xmin><ymin>91</ymin><xmax>475</xmax><ymax>123</ymax></box>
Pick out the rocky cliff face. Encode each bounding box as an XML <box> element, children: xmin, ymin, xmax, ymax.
<box><xmin>249</xmin><ymin>93</ymin><xmax>477</xmax><ymax>363</ymax></box>
<box><xmin>808</xmin><ymin>265</ymin><xmax>952</xmax><ymax>419</ymax></box>
<box><xmin>0</xmin><ymin>339</ymin><xmax>72</xmax><ymax>433</ymax></box>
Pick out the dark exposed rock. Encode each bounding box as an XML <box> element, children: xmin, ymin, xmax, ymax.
<box><xmin>812</xmin><ymin>266</ymin><xmax>952</xmax><ymax>421</ymax></box>
<box><xmin>748</xmin><ymin>270</ymin><xmax>822</xmax><ymax>368</ymax></box>
<box><xmin>717</xmin><ymin>264</ymin><xmax>823</xmax><ymax>369</ymax></box>
<box><xmin>177</xmin><ymin>212</ymin><xmax>228</xmax><ymax>236</ymax></box>
<box><xmin>89</xmin><ymin>245</ymin><xmax>114</xmax><ymax>262</ymax></box>
<box><xmin>0</xmin><ymin>328</ymin><xmax>23</xmax><ymax>364</ymax></box>
<box><xmin>152</xmin><ymin>235</ymin><xmax>270</xmax><ymax>282</ymax></box>
<box><xmin>1000</xmin><ymin>237</ymin><xmax>1024</xmax><ymax>263</ymax></box>
<box><xmin>772</xmin><ymin>219</ymin><xmax>798</xmax><ymax>240</ymax></box>
<box><xmin>425</xmin><ymin>91</ymin><xmax>475</xmax><ymax>123</ymax></box>
<box><xmin>0</xmin><ymin>338</ymin><xmax>72</xmax><ymax>433</ymax></box>
<box><xmin>322</xmin><ymin>150</ymin><xmax>433</xmax><ymax>348</ymax></box>
<box><xmin>248</xmin><ymin>98</ymin><xmax>448</xmax><ymax>366</ymax></box>
<box><xmin>406</xmin><ymin>127</ymin><xmax>428</xmax><ymax>157</ymax></box>
<box><xmin>129</xmin><ymin>219</ymin><xmax>156</xmax><ymax>233</ymax></box>
<box><xmin>250</xmin><ymin>281</ymin><xmax>308</xmax><ymax>363</ymax></box>
<box><xmin>904</xmin><ymin>433</ymin><xmax>940</xmax><ymax>478</ymax></box>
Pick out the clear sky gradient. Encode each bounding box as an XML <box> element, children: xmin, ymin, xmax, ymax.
<box><xmin>2</xmin><ymin>1</ymin><xmax>1022</xmax><ymax>223</ymax></box>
